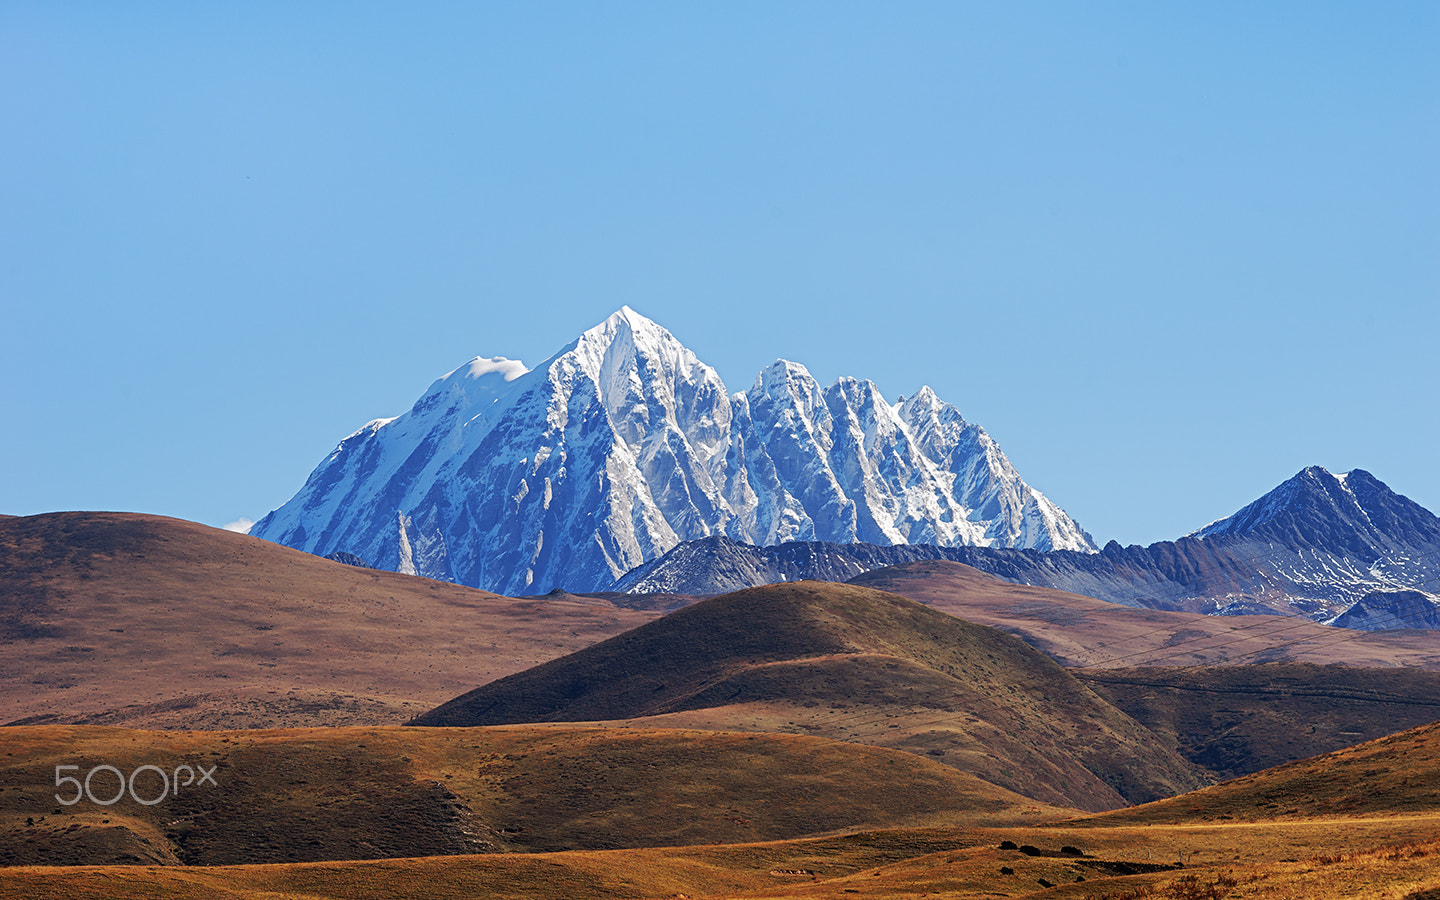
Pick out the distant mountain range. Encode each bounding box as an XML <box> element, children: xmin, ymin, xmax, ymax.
<box><xmin>249</xmin><ymin>309</ymin><xmax>1439</xmax><ymax>628</ymax></box>
<box><xmin>618</xmin><ymin>466</ymin><xmax>1440</xmax><ymax>628</ymax></box>
<box><xmin>252</xmin><ymin>308</ymin><xmax>1094</xmax><ymax>595</ymax></box>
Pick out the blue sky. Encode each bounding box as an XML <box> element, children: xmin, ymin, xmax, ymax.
<box><xmin>3</xmin><ymin>2</ymin><xmax>1436</xmax><ymax>547</ymax></box>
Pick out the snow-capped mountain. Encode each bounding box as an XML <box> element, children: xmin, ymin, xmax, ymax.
<box><xmin>1188</xmin><ymin>467</ymin><xmax>1440</xmax><ymax>555</ymax></box>
<box><xmin>1183</xmin><ymin>466</ymin><xmax>1440</xmax><ymax>624</ymax></box>
<box><xmin>615</xmin><ymin>466</ymin><xmax>1440</xmax><ymax>629</ymax></box>
<box><xmin>252</xmin><ymin>308</ymin><xmax>1095</xmax><ymax>595</ymax></box>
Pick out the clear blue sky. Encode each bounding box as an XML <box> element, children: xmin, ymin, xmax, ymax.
<box><xmin>4</xmin><ymin>2</ymin><xmax>1436</xmax><ymax>547</ymax></box>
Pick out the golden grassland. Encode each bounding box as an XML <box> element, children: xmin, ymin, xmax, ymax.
<box><xmin>7</xmin><ymin>518</ymin><xmax>1440</xmax><ymax>897</ymax></box>
<box><xmin>0</xmin><ymin>724</ymin><xmax>1069</xmax><ymax>866</ymax></box>
<box><xmin>4</xmin><ymin>720</ymin><xmax>1440</xmax><ymax>897</ymax></box>
<box><xmin>0</xmin><ymin>820</ymin><xmax>1438</xmax><ymax>899</ymax></box>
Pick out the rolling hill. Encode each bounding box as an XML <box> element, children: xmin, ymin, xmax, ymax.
<box><xmin>0</xmin><ymin>724</ymin><xmax>1066</xmax><ymax>867</ymax></box>
<box><xmin>0</xmin><ymin>512</ymin><xmax>658</xmax><ymax>729</ymax></box>
<box><xmin>414</xmin><ymin>580</ymin><xmax>1209</xmax><ymax>811</ymax></box>
<box><xmin>847</xmin><ymin>562</ymin><xmax>1440</xmax><ymax>782</ymax></box>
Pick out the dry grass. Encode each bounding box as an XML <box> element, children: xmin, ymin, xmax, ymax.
<box><xmin>2</xmin><ymin>819</ymin><xmax>1439</xmax><ymax>899</ymax></box>
<box><xmin>0</xmin><ymin>724</ymin><xmax>1068</xmax><ymax>867</ymax></box>
<box><xmin>415</xmin><ymin>580</ymin><xmax>1209</xmax><ymax>811</ymax></box>
<box><xmin>1082</xmin><ymin>719</ymin><xmax>1440</xmax><ymax>826</ymax></box>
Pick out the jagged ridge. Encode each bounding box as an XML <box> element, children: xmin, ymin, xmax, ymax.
<box><xmin>615</xmin><ymin>466</ymin><xmax>1440</xmax><ymax>627</ymax></box>
<box><xmin>252</xmin><ymin>308</ymin><xmax>1094</xmax><ymax>594</ymax></box>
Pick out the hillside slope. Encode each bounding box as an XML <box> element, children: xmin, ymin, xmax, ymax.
<box><xmin>0</xmin><ymin>512</ymin><xmax>657</xmax><ymax>728</ymax></box>
<box><xmin>0</xmin><ymin>724</ymin><xmax>1066</xmax><ymax>866</ymax></box>
<box><xmin>415</xmin><ymin>581</ymin><xmax>1208</xmax><ymax>811</ymax></box>
<box><xmin>1076</xmin><ymin>663</ymin><xmax>1440</xmax><ymax>781</ymax></box>
<box><xmin>1084</xmin><ymin>718</ymin><xmax>1440</xmax><ymax>826</ymax></box>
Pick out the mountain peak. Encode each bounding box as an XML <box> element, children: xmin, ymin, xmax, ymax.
<box><xmin>459</xmin><ymin>355</ymin><xmax>530</xmax><ymax>382</ymax></box>
<box><xmin>595</xmin><ymin>305</ymin><xmax>676</xmax><ymax>343</ymax></box>
<box><xmin>253</xmin><ymin>311</ymin><xmax>1097</xmax><ymax>594</ymax></box>
<box><xmin>1189</xmin><ymin>465</ymin><xmax>1440</xmax><ymax>558</ymax></box>
<box><xmin>754</xmin><ymin>358</ymin><xmax>817</xmax><ymax>388</ymax></box>
<box><xmin>904</xmin><ymin>384</ymin><xmax>940</xmax><ymax>408</ymax></box>
<box><xmin>1190</xmin><ymin>466</ymin><xmax>1341</xmax><ymax>536</ymax></box>
<box><xmin>749</xmin><ymin>360</ymin><xmax>826</xmax><ymax>425</ymax></box>
<box><xmin>572</xmin><ymin>306</ymin><xmax>677</xmax><ymax>357</ymax></box>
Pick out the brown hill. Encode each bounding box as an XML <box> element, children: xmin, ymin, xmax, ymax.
<box><xmin>849</xmin><ymin>558</ymin><xmax>1440</xmax><ymax>668</ymax></box>
<box><xmin>0</xmin><ymin>512</ymin><xmax>658</xmax><ymax>729</ymax></box>
<box><xmin>1083</xmin><ymin>717</ymin><xmax>1440</xmax><ymax>827</ymax></box>
<box><xmin>0</xmin><ymin>724</ymin><xmax>1066</xmax><ymax>867</ymax></box>
<box><xmin>415</xmin><ymin>580</ymin><xmax>1209</xmax><ymax>811</ymax></box>
<box><xmin>1077</xmin><ymin>663</ymin><xmax>1440</xmax><ymax>781</ymax></box>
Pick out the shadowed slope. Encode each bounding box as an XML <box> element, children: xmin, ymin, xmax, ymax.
<box><xmin>1077</xmin><ymin>663</ymin><xmax>1440</xmax><ymax>781</ymax></box>
<box><xmin>415</xmin><ymin>581</ymin><xmax>1208</xmax><ymax>811</ymax></box>
<box><xmin>0</xmin><ymin>512</ymin><xmax>657</xmax><ymax>728</ymax></box>
<box><xmin>1084</xmin><ymin>718</ymin><xmax>1440</xmax><ymax>826</ymax></box>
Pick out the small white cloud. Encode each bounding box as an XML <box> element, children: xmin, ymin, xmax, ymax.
<box><xmin>223</xmin><ymin>518</ymin><xmax>255</xmax><ymax>534</ymax></box>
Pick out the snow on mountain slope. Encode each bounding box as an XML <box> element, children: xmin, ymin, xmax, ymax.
<box><xmin>897</xmin><ymin>386</ymin><xmax>1093</xmax><ymax>552</ymax></box>
<box><xmin>1190</xmin><ymin>466</ymin><xmax>1440</xmax><ymax>554</ymax></box>
<box><xmin>253</xmin><ymin>308</ymin><xmax>1096</xmax><ymax>594</ymax></box>
<box><xmin>617</xmin><ymin>466</ymin><xmax>1440</xmax><ymax>629</ymax></box>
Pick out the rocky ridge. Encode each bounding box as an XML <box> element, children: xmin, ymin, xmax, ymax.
<box><xmin>253</xmin><ymin>308</ymin><xmax>1093</xmax><ymax>594</ymax></box>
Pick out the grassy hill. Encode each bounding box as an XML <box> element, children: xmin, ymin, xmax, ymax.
<box><xmin>4</xmin><ymin>719</ymin><xmax>1440</xmax><ymax>897</ymax></box>
<box><xmin>415</xmin><ymin>580</ymin><xmax>1210</xmax><ymax>811</ymax></box>
<box><xmin>0</xmin><ymin>512</ymin><xmax>657</xmax><ymax>729</ymax></box>
<box><xmin>0</xmin><ymin>724</ymin><xmax>1067</xmax><ymax>867</ymax></box>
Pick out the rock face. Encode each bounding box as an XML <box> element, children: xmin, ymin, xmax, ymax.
<box><xmin>322</xmin><ymin>551</ymin><xmax>372</xmax><ymax>568</ymax></box>
<box><xmin>252</xmin><ymin>308</ymin><xmax>1094</xmax><ymax>595</ymax></box>
<box><xmin>616</xmin><ymin>467</ymin><xmax>1440</xmax><ymax>628</ymax></box>
<box><xmin>1330</xmin><ymin>591</ymin><xmax>1440</xmax><ymax>631</ymax></box>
